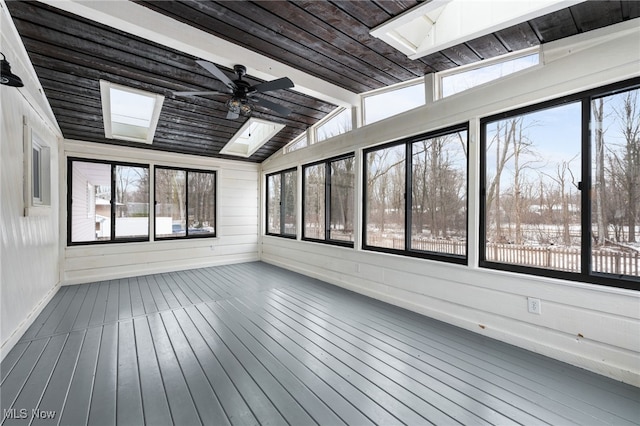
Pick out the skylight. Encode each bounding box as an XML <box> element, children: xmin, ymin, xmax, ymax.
<box><xmin>221</xmin><ymin>118</ymin><xmax>285</xmax><ymax>158</ymax></box>
<box><xmin>100</xmin><ymin>81</ymin><xmax>164</xmax><ymax>144</ymax></box>
<box><xmin>370</xmin><ymin>0</ymin><xmax>585</xmax><ymax>60</ymax></box>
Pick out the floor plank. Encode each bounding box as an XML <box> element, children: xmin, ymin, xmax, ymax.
<box><xmin>2</xmin><ymin>262</ymin><xmax>639</xmax><ymax>426</ymax></box>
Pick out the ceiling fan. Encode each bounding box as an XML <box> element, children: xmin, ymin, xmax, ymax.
<box><xmin>174</xmin><ymin>60</ymin><xmax>294</xmax><ymax>120</ymax></box>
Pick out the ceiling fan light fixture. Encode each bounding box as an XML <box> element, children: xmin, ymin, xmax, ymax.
<box><xmin>0</xmin><ymin>53</ymin><xmax>24</xmax><ymax>87</ymax></box>
<box><xmin>240</xmin><ymin>101</ymin><xmax>253</xmax><ymax>116</ymax></box>
<box><xmin>226</xmin><ymin>97</ymin><xmax>242</xmax><ymax>111</ymax></box>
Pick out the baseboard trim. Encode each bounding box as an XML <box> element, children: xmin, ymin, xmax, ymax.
<box><xmin>1</xmin><ymin>282</ymin><xmax>61</xmax><ymax>361</ymax></box>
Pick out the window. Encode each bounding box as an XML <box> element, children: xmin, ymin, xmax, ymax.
<box><xmin>69</xmin><ymin>159</ymin><xmax>149</xmax><ymax>244</ymax></box>
<box><xmin>155</xmin><ymin>167</ymin><xmax>216</xmax><ymax>239</ymax></box>
<box><xmin>364</xmin><ymin>125</ymin><xmax>468</xmax><ymax>262</ymax></box>
<box><xmin>316</xmin><ymin>108</ymin><xmax>352</xmax><ymax>143</ymax></box>
<box><xmin>303</xmin><ymin>154</ymin><xmax>355</xmax><ymax>245</ymax></box>
<box><xmin>365</xmin><ymin>144</ymin><xmax>406</xmax><ymax>249</ymax></box>
<box><xmin>266</xmin><ymin>168</ymin><xmax>297</xmax><ymax>237</ymax></box>
<box><xmin>31</xmin><ymin>137</ymin><xmax>50</xmax><ymax>206</ymax></box>
<box><xmin>591</xmin><ymin>88</ymin><xmax>640</xmax><ymax>278</ymax></box>
<box><xmin>284</xmin><ymin>132</ymin><xmax>308</xmax><ymax>153</ymax></box>
<box><xmin>439</xmin><ymin>51</ymin><xmax>539</xmax><ymax>98</ymax></box>
<box><xmin>482</xmin><ymin>102</ymin><xmax>582</xmax><ymax>273</ymax></box>
<box><xmin>24</xmin><ymin>125</ymin><xmax>51</xmax><ymax>215</ymax></box>
<box><xmin>363</xmin><ymin>81</ymin><xmax>425</xmax><ymax>125</ymax></box>
<box><xmin>480</xmin><ymin>79</ymin><xmax>640</xmax><ymax>289</ymax></box>
<box><xmin>100</xmin><ymin>80</ymin><xmax>164</xmax><ymax>144</ymax></box>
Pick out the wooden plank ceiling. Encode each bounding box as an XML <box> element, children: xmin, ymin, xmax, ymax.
<box><xmin>6</xmin><ymin>1</ymin><xmax>639</xmax><ymax>162</ymax></box>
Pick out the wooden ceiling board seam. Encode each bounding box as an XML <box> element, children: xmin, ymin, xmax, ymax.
<box><xmin>440</xmin><ymin>44</ymin><xmax>482</xmax><ymax>67</ymax></box>
<box><xmin>320</xmin><ymin>0</ymin><xmax>435</xmax><ymax>75</ymax></box>
<box><xmin>187</xmin><ymin>0</ymin><xmax>391</xmax><ymax>90</ymax></box>
<box><xmin>371</xmin><ymin>0</ymin><xmax>420</xmax><ymax>18</ymax></box>
<box><xmin>620</xmin><ymin>0</ymin><xmax>640</xmax><ymax>20</ymax></box>
<box><xmin>465</xmin><ymin>34</ymin><xmax>510</xmax><ymax>60</ymax></box>
<box><xmin>253</xmin><ymin>0</ymin><xmax>418</xmax><ymax>84</ymax></box>
<box><xmin>16</xmin><ymin>27</ymin><xmax>208</xmax><ymax>94</ymax></box>
<box><xmin>18</xmin><ymin>37</ymin><xmax>191</xmax><ymax>98</ymax></box>
<box><xmin>138</xmin><ymin>0</ymin><xmax>375</xmax><ymax>93</ymax></box>
<box><xmin>9</xmin><ymin>2</ymin><xmax>206</xmax><ymax>80</ymax></box>
<box><xmin>330</xmin><ymin>0</ymin><xmax>392</xmax><ymax>29</ymax></box>
<box><xmin>528</xmin><ymin>8</ymin><xmax>579</xmax><ymax>43</ymax></box>
<box><xmin>294</xmin><ymin>0</ymin><xmax>429</xmax><ymax>78</ymax></box>
<box><xmin>493</xmin><ymin>23</ymin><xmax>542</xmax><ymax>52</ymax></box>
<box><xmin>569</xmin><ymin>1</ymin><xmax>625</xmax><ymax>33</ymax></box>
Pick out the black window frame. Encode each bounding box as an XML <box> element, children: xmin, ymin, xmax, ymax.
<box><xmin>154</xmin><ymin>165</ymin><xmax>217</xmax><ymax>240</ymax></box>
<box><xmin>362</xmin><ymin>123</ymin><xmax>469</xmax><ymax>265</ymax></box>
<box><xmin>302</xmin><ymin>153</ymin><xmax>355</xmax><ymax>248</ymax></box>
<box><xmin>67</xmin><ymin>157</ymin><xmax>150</xmax><ymax>246</ymax></box>
<box><xmin>479</xmin><ymin>77</ymin><xmax>640</xmax><ymax>290</ymax></box>
<box><xmin>266</xmin><ymin>167</ymin><xmax>298</xmax><ymax>238</ymax></box>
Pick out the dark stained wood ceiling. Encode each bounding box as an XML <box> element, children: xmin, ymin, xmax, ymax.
<box><xmin>6</xmin><ymin>1</ymin><xmax>639</xmax><ymax>162</ymax></box>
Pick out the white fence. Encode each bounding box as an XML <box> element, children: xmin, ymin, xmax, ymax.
<box><xmin>366</xmin><ymin>236</ymin><xmax>639</xmax><ymax>276</ymax></box>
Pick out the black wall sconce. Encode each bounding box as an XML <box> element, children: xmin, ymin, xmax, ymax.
<box><xmin>1</xmin><ymin>53</ymin><xmax>24</xmax><ymax>87</ymax></box>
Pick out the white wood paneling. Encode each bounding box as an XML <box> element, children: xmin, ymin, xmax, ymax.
<box><xmin>63</xmin><ymin>141</ymin><xmax>259</xmax><ymax>285</ymax></box>
<box><xmin>260</xmin><ymin>21</ymin><xmax>640</xmax><ymax>385</ymax></box>
<box><xmin>0</xmin><ymin>1</ymin><xmax>63</xmax><ymax>360</ymax></box>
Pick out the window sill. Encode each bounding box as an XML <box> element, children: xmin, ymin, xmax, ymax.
<box><xmin>24</xmin><ymin>205</ymin><xmax>51</xmax><ymax>217</ymax></box>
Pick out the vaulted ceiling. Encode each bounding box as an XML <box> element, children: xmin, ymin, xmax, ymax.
<box><xmin>6</xmin><ymin>1</ymin><xmax>638</xmax><ymax>162</ymax></box>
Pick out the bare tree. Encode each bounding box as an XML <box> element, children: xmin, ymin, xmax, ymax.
<box><xmin>612</xmin><ymin>90</ymin><xmax>640</xmax><ymax>243</ymax></box>
<box><xmin>592</xmin><ymin>97</ymin><xmax>608</xmax><ymax>245</ymax></box>
<box><xmin>366</xmin><ymin>147</ymin><xmax>404</xmax><ymax>236</ymax></box>
<box><xmin>486</xmin><ymin>119</ymin><xmax>517</xmax><ymax>241</ymax></box>
<box><xmin>544</xmin><ymin>156</ymin><xmax>579</xmax><ymax>245</ymax></box>
<box><xmin>330</xmin><ymin>157</ymin><xmax>354</xmax><ymax>237</ymax></box>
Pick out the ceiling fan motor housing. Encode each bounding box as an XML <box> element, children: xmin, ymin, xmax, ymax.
<box><xmin>233</xmin><ymin>64</ymin><xmax>247</xmax><ymax>78</ymax></box>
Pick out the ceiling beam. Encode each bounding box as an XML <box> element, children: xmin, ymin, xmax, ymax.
<box><xmin>37</xmin><ymin>0</ymin><xmax>359</xmax><ymax>108</ymax></box>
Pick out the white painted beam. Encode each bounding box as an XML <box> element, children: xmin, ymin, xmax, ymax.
<box><xmin>37</xmin><ymin>0</ymin><xmax>358</xmax><ymax>107</ymax></box>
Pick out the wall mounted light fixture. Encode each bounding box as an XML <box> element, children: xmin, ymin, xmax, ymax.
<box><xmin>1</xmin><ymin>53</ymin><xmax>24</xmax><ymax>87</ymax></box>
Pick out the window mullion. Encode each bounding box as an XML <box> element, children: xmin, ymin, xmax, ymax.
<box><xmin>405</xmin><ymin>142</ymin><xmax>412</xmax><ymax>252</ymax></box>
<box><xmin>280</xmin><ymin>172</ymin><xmax>286</xmax><ymax>235</ymax></box>
<box><xmin>325</xmin><ymin>162</ymin><xmax>331</xmax><ymax>241</ymax></box>
<box><xmin>581</xmin><ymin>98</ymin><xmax>592</xmax><ymax>277</ymax></box>
<box><xmin>110</xmin><ymin>165</ymin><xmax>116</xmax><ymax>240</ymax></box>
<box><xmin>185</xmin><ymin>171</ymin><xmax>189</xmax><ymax>237</ymax></box>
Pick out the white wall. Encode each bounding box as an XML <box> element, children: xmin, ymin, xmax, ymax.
<box><xmin>63</xmin><ymin>141</ymin><xmax>259</xmax><ymax>285</ymax></box>
<box><xmin>261</xmin><ymin>21</ymin><xmax>640</xmax><ymax>385</ymax></box>
<box><xmin>1</xmin><ymin>1</ymin><xmax>63</xmax><ymax>360</ymax></box>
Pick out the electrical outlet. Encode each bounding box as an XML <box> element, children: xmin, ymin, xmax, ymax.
<box><xmin>527</xmin><ymin>297</ymin><xmax>542</xmax><ymax>315</ymax></box>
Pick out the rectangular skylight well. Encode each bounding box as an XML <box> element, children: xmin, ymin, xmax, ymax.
<box><xmin>370</xmin><ymin>0</ymin><xmax>585</xmax><ymax>60</ymax></box>
<box><xmin>221</xmin><ymin>118</ymin><xmax>285</xmax><ymax>158</ymax></box>
<box><xmin>100</xmin><ymin>80</ymin><xmax>164</xmax><ymax>144</ymax></box>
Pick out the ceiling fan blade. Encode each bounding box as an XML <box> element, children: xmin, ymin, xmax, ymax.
<box><xmin>173</xmin><ymin>90</ymin><xmax>228</xmax><ymax>96</ymax></box>
<box><xmin>254</xmin><ymin>97</ymin><xmax>291</xmax><ymax>116</ymax></box>
<box><xmin>226</xmin><ymin>110</ymin><xmax>240</xmax><ymax>120</ymax></box>
<box><xmin>196</xmin><ymin>60</ymin><xmax>237</xmax><ymax>90</ymax></box>
<box><xmin>251</xmin><ymin>77</ymin><xmax>294</xmax><ymax>94</ymax></box>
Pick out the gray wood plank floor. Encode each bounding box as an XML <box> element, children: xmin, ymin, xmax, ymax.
<box><xmin>1</xmin><ymin>262</ymin><xmax>638</xmax><ymax>425</ymax></box>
